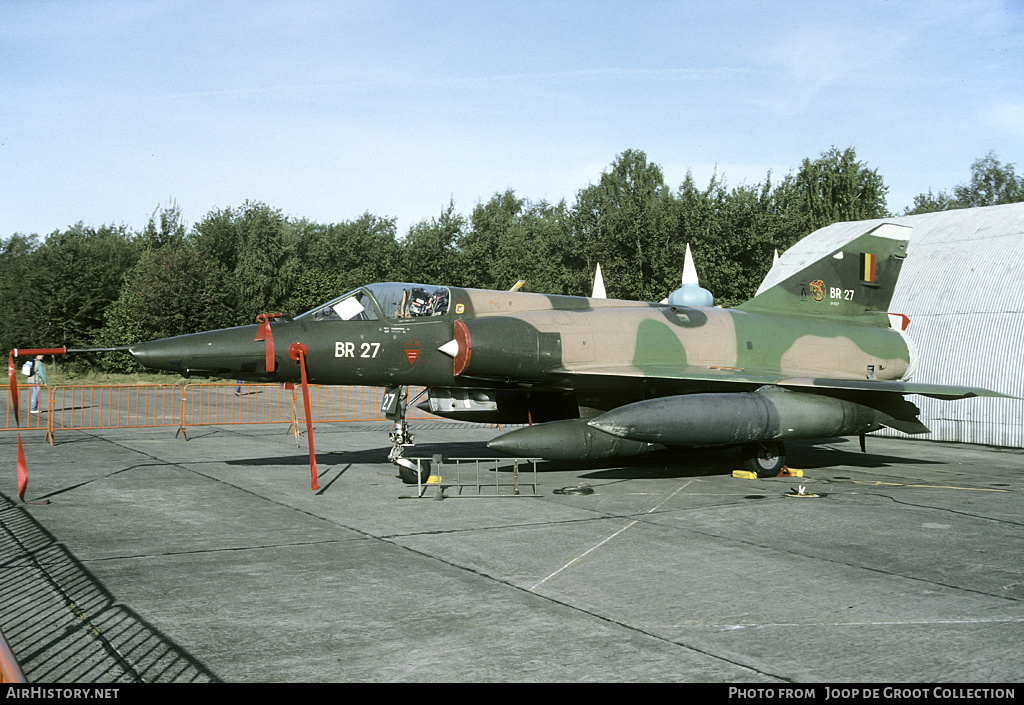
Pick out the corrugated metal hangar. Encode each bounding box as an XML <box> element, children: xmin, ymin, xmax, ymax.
<box><xmin>759</xmin><ymin>202</ymin><xmax>1024</xmax><ymax>448</ymax></box>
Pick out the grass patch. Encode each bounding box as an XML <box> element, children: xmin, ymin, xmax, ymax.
<box><xmin>47</xmin><ymin>368</ymin><xmax>190</xmax><ymax>386</ymax></box>
<box><xmin>36</xmin><ymin>361</ymin><xmax>240</xmax><ymax>386</ymax></box>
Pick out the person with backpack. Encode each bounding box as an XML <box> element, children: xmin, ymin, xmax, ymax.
<box><xmin>27</xmin><ymin>355</ymin><xmax>46</xmax><ymax>414</ymax></box>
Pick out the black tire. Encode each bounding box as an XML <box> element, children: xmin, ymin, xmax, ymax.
<box><xmin>398</xmin><ymin>459</ymin><xmax>430</xmax><ymax>485</ymax></box>
<box><xmin>741</xmin><ymin>441</ymin><xmax>786</xmax><ymax>478</ymax></box>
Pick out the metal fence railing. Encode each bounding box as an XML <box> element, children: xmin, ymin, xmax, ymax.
<box><xmin>1</xmin><ymin>384</ymin><xmax>440</xmax><ymax>441</ymax></box>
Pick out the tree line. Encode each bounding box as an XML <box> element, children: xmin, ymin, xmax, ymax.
<box><xmin>2</xmin><ymin>147</ymin><xmax>1021</xmax><ymax>373</ymax></box>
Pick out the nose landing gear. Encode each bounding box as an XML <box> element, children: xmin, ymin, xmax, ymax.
<box><xmin>383</xmin><ymin>386</ymin><xmax>430</xmax><ymax>485</ymax></box>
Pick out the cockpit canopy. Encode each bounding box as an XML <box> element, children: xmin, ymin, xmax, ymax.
<box><xmin>296</xmin><ymin>283</ymin><xmax>451</xmax><ymax>322</ymax></box>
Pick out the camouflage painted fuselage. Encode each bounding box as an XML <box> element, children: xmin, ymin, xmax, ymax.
<box><xmin>129</xmin><ymin>286</ymin><xmax>910</xmax><ymax>397</ymax></box>
<box><xmin>128</xmin><ymin>223</ymin><xmax>1002</xmax><ymax>462</ymax></box>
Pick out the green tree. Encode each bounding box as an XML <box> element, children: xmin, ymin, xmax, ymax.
<box><xmin>189</xmin><ymin>202</ymin><xmax>296</xmax><ymax>324</ymax></box>
<box><xmin>31</xmin><ymin>223</ymin><xmax>140</xmax><ymax>348</ymax></box>
<box><xmin>570</xmin><ymin>150</ymin><xmax>681</xmax><ymax>301</ymax></box>
<box><xmin>402</xmin><ymin>201</ymin><xmax>466</xmax><ymax>285</ymax></box>
<box><xmin>905</xmin><ymin>152</ymin><xmax>1024</xmax><ymax>214</ymax></box>
<box><xmin>459</xmin><ymin>190</ymin><xmax>525</xmax><ymax>290</ymax></box>
<box><xmin>675</xmin><ymin>173</ymin><xmax>758</xmax><ymax>307</ymax></box>
<box><xmin>286</xmin><ymin>213</ymin><xmax>402</xmax><ymax>314</ymax></box>
<box><xmin>522</xmin><ymin>199</ymin><xmax>575</xmax><ymax>295</ymax></box>
<box><xmin>793</xmin><ymin>146</ymin><xmax>889</xmax><ymax>231</ymax></box>
<box><xmin>0</xmin><ymin>233</ymin><xmax>43</xmax><ymax>352</ymax></box>
<box><xmin>99</xmin><ymin>240</ymin><xmax>234</xmax><ymax>372</ymax></box>
<box><xmin>192</xmin><ymin>206</ymin><xmax>242</xmax><ymax>274</ymax></box>
<box><xmin>672</xmin><ymin>166</ymin><xmax>819</xmax><ymax>308</ymax></box>
<box><xmin>232</xmin><ymin>202</ymin><xmax>297</xmax><ymax>323</ymax></box>
<box><xmin>903</xmin><ymin>188</ymin><xmax>956</xmax><ymax>215</ymax></box>
<box><xmin>458</xmin><ymin>190</ymin><xmax>570</xmax><ymax>293</ymax></box>
<box><xmin>140</xmin><ymin>200</ymin><xmax>187</xmax><ymax>249</ymax></box>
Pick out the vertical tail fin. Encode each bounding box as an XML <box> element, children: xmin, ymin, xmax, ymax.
<box><xmin>738</xmin><ymin>223</ymin><xmax>911</xmax><ymax>322</ymax></box>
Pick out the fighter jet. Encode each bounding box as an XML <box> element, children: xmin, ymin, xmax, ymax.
<box><xmin>125</xmin><ymin>223</ymin><xmax>1004</xmax><ymax>480</ymax></box>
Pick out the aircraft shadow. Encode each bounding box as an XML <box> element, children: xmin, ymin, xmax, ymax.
<box><xmin>225</xmin><ymin>447</ymin><xmax>402</xmax><ymax>467</ymax></box>
<box><xmin>220</xmin><ymin>437</ymin><xmax>940</xmax><ymax>479</ymax></box>
<box><xmin>224</xmin><ymin>440</ymin><xmax>499</xmax><ymax>468</ymax></box>
<box><xmin>782</xmin><ymin>437</ymin><xmax>944</xmax><ymax>470</ymax></box>
<box><xmin>520</xmin><ymin>438</ymin><xmax>941</xmax><ymax>481</ymax></box>
<box><xmin>550</xmin><ymin>447</ymin><xmax>740</xmax><ymax>480</ymax></box>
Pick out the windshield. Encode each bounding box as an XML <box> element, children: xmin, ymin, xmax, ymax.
<box><xmin>296</xmin><ymin>283</ymin><xmax>451</xmax><ymax>322</ymax></box>
<box><xmin>296</xmin><ymin>290</ymin><xmax>380</xmax><ymax>322</ymax></box>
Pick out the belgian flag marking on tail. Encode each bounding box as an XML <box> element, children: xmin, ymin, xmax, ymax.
<box><xmin>737</xmin><ymin>223</ymin><xmax>909</xmax><ymax>318</ymax></box>
<box><xmin>860</xmin><ymin>252</ymin><xmax>877</xmax><ymax>283</ymax></box>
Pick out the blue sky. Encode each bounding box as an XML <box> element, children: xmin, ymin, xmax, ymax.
<box><xmin>3</xmin><ymin>0</ymin><xmax>1023</xmax><ymax>240</ymax></box>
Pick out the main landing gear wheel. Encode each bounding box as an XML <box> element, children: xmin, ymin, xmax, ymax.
<box><xmin>741</xmin><ymin>441</ymin><xmax>786</xmax><ymax>478</ymax></box>
<box><xmin>388</xmin><ymin>419</ymin><xmax>428</xmax><ymax>484</ymax></box>
<box><xmin>395</xmin><ymin>457</ymin><xmax>430</xmax><ymax>485</ymax></box>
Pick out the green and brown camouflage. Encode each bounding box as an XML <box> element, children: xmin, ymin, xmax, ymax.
<box><xmin>127</xmin><ymin>222</ymin><xmax>1006</xmax><ymax>474</ymax></box>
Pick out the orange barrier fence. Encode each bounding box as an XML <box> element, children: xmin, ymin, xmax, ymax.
<box><xmin>2</xmin><ymin>386</ymin><xmax>50</xmax><ymax>432</ymax></box>
<box><xmin>50</xmin><ymin>384</ymin><xmax>182</xmax><ymax>432</ymax></box>
<box><xmin>1</xmin><ymin>384</ymin><xmax>439</xmax><ymax>439</ymax></box>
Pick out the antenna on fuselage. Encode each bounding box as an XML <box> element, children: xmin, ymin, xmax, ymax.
<box><xmin>592</xmin><ymin>263</ymin><xmax>606</xmax><ymax>299</ymax></box>
<box><xmin>663</xmin><ymin>243</ymin><xmax>714</xmax><ymax>307</ymax></box>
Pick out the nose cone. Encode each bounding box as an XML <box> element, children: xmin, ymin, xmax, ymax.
<box><xmin>129</xmin><ymin>324</ymin><xmax>271</xmax><ymax>379</ymax></box>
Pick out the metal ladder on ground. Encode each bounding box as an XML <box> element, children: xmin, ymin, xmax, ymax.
<box><xmin>404</xmin><ymin>454</ymin><xmax>543</xmax><ymax>499</ymax></box>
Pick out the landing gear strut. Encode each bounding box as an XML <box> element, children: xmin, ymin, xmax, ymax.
<box><xmin>741</xmin><ymin>440</ymin><xmax>786</xmax><ymax>478</ymax></box>
<box><xmin>384</xmin><ymin>386</ymin><xmax>429</xmax><ymax>484</ymax></box>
